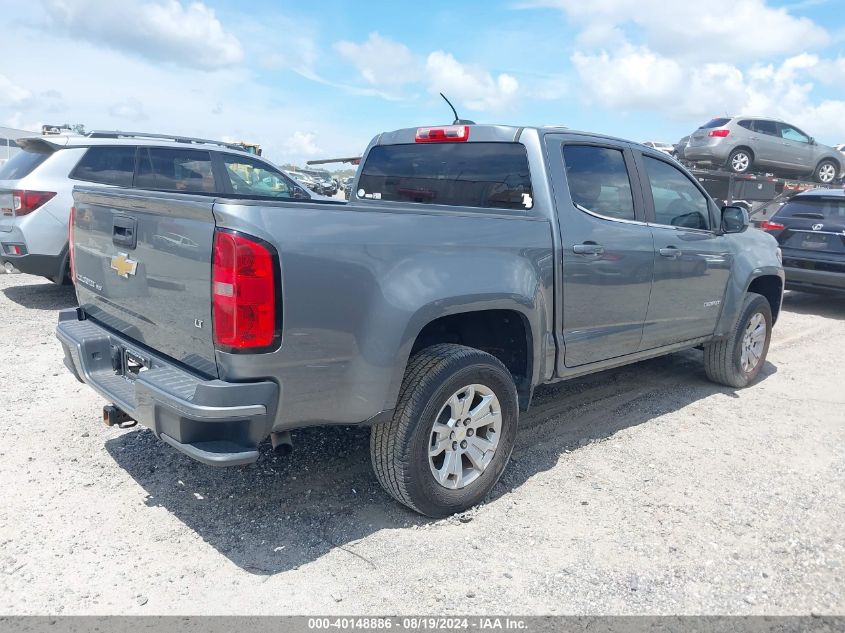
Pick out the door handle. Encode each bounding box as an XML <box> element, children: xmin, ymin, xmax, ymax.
<box><xmin>573</xmin><ymin>242</ymin><xmax>604</xmax><ymax>255</ymax></box>
<box><xmin>659</xmin><ymin>247</ymin><xmax>682</xmax><ymax>258</ymax></box>
<box><xmin>112</xmin><ymin>215</ymin><xmax>137</xmax><ymax>249</ymax></box>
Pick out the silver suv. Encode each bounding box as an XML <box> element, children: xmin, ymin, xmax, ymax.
<box><xmin>683</xmin><ymin>116</ymin><xmax>842</xmax><ymax>183</ymax></box>
<box><xmin>0</xmin><ymin>132</ymin><xmax>313</xmax><ymax>283</ymax></box>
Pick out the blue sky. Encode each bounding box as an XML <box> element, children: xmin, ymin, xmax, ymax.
<box><xmin>1</xmin><ymin>0</ymin><xmax>844</xmax><ymax>167</ymax></box>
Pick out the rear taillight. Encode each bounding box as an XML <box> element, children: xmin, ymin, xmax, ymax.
<box><xmin>415</xmin><ymin>125</ymin><xmax>470</xmax><ymax>143</ymax></box>
<box><xmin>68</xmin><ymin>206</ymin><xmax>75</xmax><ymax>281</ymax></box>
<box><xmin>760</xmin><ymin>220</ymin><xmax>786</xmax><ymax>231</ymax></box>
<box><xmin>7</xmin><ymin>190</ymin><xmax>57</xmax><ymax>216</ymax></box>
<box><xmin>708</xmin><ymin>129</ymin><xmax>730</xmax><ymax>138</ymax></box>
<box><xmin>212</xmin><ymin>230</ymin><xmax>279</xmax><ymax>351</ymax></box>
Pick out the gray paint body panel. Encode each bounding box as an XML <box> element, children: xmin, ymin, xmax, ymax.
<box><xmin>65</xmin><ymin>124</ymin><xmax>784</xmax><ymax>449</ymax></box>
<box><xmin>211</xmin><ymin>199</ymin><xmax>555</xmax><ymax>429</ymax></box>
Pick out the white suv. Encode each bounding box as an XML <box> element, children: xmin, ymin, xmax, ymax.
<box><xmin>0</xmin><ymin>132</ymin><xmax>313</xmax><ymax>283</ymax></box>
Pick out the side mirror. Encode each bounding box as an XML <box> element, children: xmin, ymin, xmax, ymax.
<box><xmin>721</xmin><ymin>205</ymin><xmax>749</xmax><ymax>234</ymax></box>
<box><xmin>809</xmin><ymin>137</ymin><xmax>816</xmax><ymax>145</ymax></box>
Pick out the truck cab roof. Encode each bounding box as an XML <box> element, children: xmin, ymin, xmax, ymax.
<box><xmin>371</xmin><ymin>123</ymin><xmax>662</xmax><ymax>157</ymax></box>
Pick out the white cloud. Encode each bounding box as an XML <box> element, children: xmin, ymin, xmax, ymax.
<box><xmin>571</xmin><ymin>47</ymin><xmax>845</xmax><ymax>140</ymax></box>
<box><xmin>334</xmin><ymin>33</ymin><xmax>419</xmax><ymax>86</ymax></box>
<box><xmin>108</xmin><ymin>99</ymin><xmax>148</xmax><ymax>122</ymax></box>
<box><xmin>285</xmin><ymin>131</ymin><xmax>321</xmax><ymax>157</ymax></box>
<box><xmin>0</xmin><ymin>74</ymin><xmax>32</xmax><ymax>108</ymax></box>
<box><xmin>425</xmin><ymin>52</ymin><xmax>519</xmax><ymax>112</ymax></box>
<box><xmin>808</xmin><ymin>56</ymin><xmax>845</xmax><ymax>84</ymax></box>
<box><xmin>43</xmin><ymin>0</ymin><xmax>243</xmax><ymax>69</ymax></box>
<box><xmin>526</xmin><ymin>0</ymin><xmax>829</xmax><ymax>61</ymax></box>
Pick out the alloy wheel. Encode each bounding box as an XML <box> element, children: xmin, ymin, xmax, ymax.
<box><xmin>740</xmin><ymin>312</ymin><xmax>766</xmax><ymax>373</ymax></box>
<box><xmin>428</xmin><ymin>384</ymin><xmax>502</xmax><ymax>490</ymax></box>
<box><xmin>732</xmin><ymin>152</ymin><xmax>750</xmax><ymax>172</ymax></box>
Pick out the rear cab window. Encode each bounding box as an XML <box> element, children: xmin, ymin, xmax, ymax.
<box><xmin>0</xmin><ymin>149</ymin><xmax>52</xmax><ymax>180</ymax></box>
<box><xmin>357</xmin><ymin>142</ymin><xmax>533</xmax><ymax>210</ymax></box>
<box><xmin>70</xmin><ymin>146</ymin><xmax>136</xmax><ymax>186</ymax></box>
<box><xmin>136</xmin><ymin>148</ymin><xmax>216</xmax><ymax>193</ymax></box>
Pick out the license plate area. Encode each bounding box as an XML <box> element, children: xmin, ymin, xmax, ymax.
<box><xmin>801</xmin><ymin>235</ymin><xmax>829</xmax><ymax>250</ymax></box>
<box><xmin>112</xmin><ymin>345</ymin><xmax>151</xmax><ymax>378</ymax></box>
<box><xmin>0</xmin><ymin>193</ymin><xmax>13</xmax><ymax>216</ymax></box>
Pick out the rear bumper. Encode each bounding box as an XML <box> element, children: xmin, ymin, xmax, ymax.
<box><xmin>684</xmin><ymin>144</ymin><xmax>731</xmax><ymax>163</ymax></box>
<box><xmin>784</xmin><ymin>266</ymin><xmax>845</xmax><ymax>294</ymax></box>
<box><xmin>56</xmin><ymin>308</ymin><xmax>279</xmax><ymax>466</ymax></box>
<box><xmin>0</xmin><ymin>249</ymin><xmax>66</xmax><ymax>280</ymax></box>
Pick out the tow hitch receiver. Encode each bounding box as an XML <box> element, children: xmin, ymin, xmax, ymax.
<box><xmin>103</xmin><ymin>404</ymin><xmax>137</xmax><ymax>428</ymax></box>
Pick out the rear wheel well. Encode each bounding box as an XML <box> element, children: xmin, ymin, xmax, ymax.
<box><xmin>410</xmin><ymin>310</ymin><xmax>532</xmax><ymax>408</ymax></box>
<box><xmin>747</xmin><ymin>276</ymin><xmax>782</xmax><ymax>324</ymax></box>
<box><xmin>731</xmin><ymin>146</ymin><xmax>755</xmax><ymax>161</ymax></box>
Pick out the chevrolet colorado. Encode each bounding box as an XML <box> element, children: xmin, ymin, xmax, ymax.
<box><xmin>57</xmin><ymin>124</ymin><xmax>784</xmax><ymax>517</ymax></box>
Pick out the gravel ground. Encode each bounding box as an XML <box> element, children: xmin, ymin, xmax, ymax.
<box><xmin>0</xmin><ymin>271</ymin><xmax>843</xmax><ymax>615</ymax></box>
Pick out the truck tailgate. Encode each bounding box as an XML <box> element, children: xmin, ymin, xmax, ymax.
<box><xmin>71</xmin><ymin>187</ymin><xmax>218</xmax><ymax>377</ymax></box>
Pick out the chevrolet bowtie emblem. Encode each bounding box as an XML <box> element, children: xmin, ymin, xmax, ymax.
<box><xmin>110</xmin><ymin>253</ymin><xmax>138</xmax><ymax>278</ymax></box>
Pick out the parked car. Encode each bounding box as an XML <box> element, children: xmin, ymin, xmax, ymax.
<box><xmin>759</xmin><ymin>188</ymin><xmax>845</xmax><ymax>294</ymax></box>
<box><xmin>58</xmin><ymin>123</ymin><xmax>783</xmax><ymax>517</ymax></box>
<box><xmin>302</xmin><ymin>169</ymin><xmax>337</xmax><ymax>196</ymax></box>
<box><xmin>683</xmin><ymin>116</ymin><xmax>842</xmax><ymax>183</ymax></box>
<box><xmin>674</xmin><ymin>135</ymin><xmax>690</xmax><ymax>160</ymax></box>
<box><xmin>0</xmin><ymin>131</ymin><xmax>313</xmax><ymax>283</ymax></box>
<box><xmin>643</xmin><ymin>141</ymin><xmax>674</xmax><ymax>156</ymax></box>
<box><xmin>285</xmin><ymin>170</ymin><xmax>319</xmax><ymax>194</ymax></box>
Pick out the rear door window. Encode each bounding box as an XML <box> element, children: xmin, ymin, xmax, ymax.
<box><xmin>357</xmin><ymin>142</ymin><xmax>533</xmax><ymax>210</ymax></box>
<box><xmin>752</xmin><ymin>120</ymin><xmax>779</xmax><ymax>137</ymax></box>
<box><xmin>643</xmin><ymin>156</ymin><xmax>711</xmax><ymax>230</ymax></box>
<box><xmin>135</xmin><ymin>148</ymin><xmax>215</xmax><ymax>193</ymax></box>
<box><xmin>70</xmin><ymin>146</ymin><xmax>136</xmax><ymax>186</ymax></box>
<box><xmin>0</xmin><ymin>149</ymin><xmax>51</xmax><ymax>180</ymax></box>
<box><xmin>562</xmin><ymin>145</ymin><xmax>636</xmax><ymax>221</ymax></box>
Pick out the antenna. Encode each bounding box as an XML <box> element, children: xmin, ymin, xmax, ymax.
<box><xmin>440</xmin><ymin>93</ymin><xmax>475</xmax><ymax>125</ymax></box>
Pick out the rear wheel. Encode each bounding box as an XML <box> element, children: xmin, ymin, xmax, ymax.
<box><xmin>727</xmin><ymin>148</ymin><xmax>753</xmax><ymax>174</ymax></box>
<box><xmin>704</xmin><ymin>292</ymin><xmax>772</xmax><ymax>388</ymax></box>
<box><xmin>370</xmin><ymin>344</ymin><xmax>518</xmax><ymax>517</ymax></box>
<box><xmin>814</xmin><ymin>160</ymin><xmax>838</xmax><ymax>184</ymax></box>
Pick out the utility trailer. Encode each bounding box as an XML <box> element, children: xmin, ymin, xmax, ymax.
<box><xmin>685</xmin><ymin>166</ymin><xmax>844</xmax><ymax>226</ymax></box>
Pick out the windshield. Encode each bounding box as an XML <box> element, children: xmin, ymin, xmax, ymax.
<box><xmin>0</xmin><ymin>148</ymin><xmax>52</xmax><ymax>180</ymax></box>
<box><xmin>358</xmin><ymin>142</ymin><xmax>533</xmax><ymax>210</ymax></box>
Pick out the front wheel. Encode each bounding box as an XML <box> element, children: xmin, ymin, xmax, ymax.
<box><xmin>814</xmin><ymin>160</ymin><xmax>838</xmax><ymax>184</ymax></box>
<box><xmin>370</xmin><ymin>344</ymin><xmax>518</xmax><ymax>517</ymax></box>
<box><xmin>704</xmin><ymin>292</ymin><xmax>772</xmax><ymax>388</ymax></box>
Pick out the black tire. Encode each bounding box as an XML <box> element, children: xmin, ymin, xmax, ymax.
<box><xmin>814</xmin><ymin>159</ymin><xmax>838</xmax><ymax>184</ymax></box>
<box><xmin>703</xmin><ymin>292</ymin><xmax>772</xmax><ymax>388</ymax></box>
<box><xmin>370</xmin><ymin>343</ymin><xmax>518</xmax><ymax>517</ymax></box>
<box><xmin>727</xmin><ymin>148</ymin><xmax>753</xmax><ymax>174</ymax></box>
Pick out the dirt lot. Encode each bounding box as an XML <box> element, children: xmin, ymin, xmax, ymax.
<box><xmin>0</xmin><ymin>272</ymin><xmax>843</xmax><ymax>615</ymax></box>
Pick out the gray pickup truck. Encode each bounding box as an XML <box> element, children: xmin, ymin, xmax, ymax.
<box><xmin>57</xmin><ymin>124</ymin><xmax>784</xmax><ymax>517</ymax></box>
